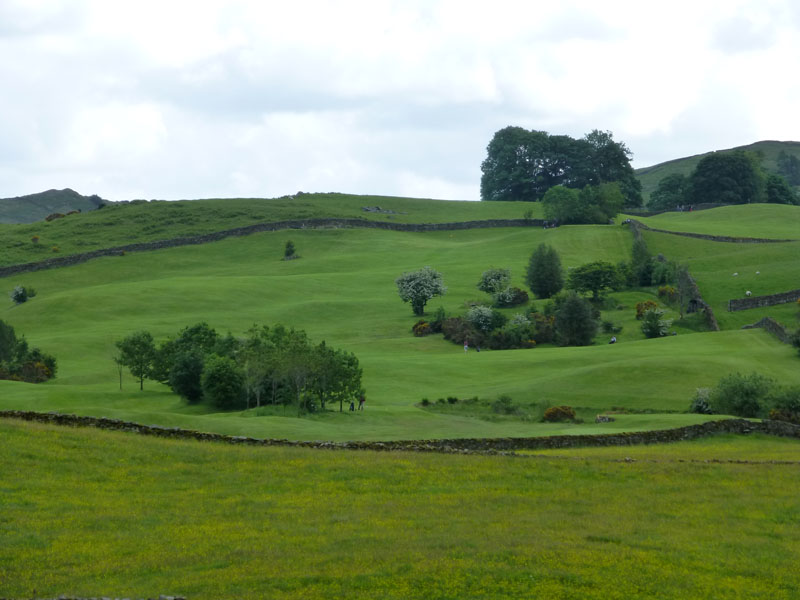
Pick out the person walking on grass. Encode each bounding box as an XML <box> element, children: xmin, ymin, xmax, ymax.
<box><xmin>358</xmin><ymin>394</ymin><xmax>365</xmax><ymax>411</ymax></box>
<box><xmin>464</xmin><ymin>340</ymin><xmax>469</xmax><ymax>353</ymax></box>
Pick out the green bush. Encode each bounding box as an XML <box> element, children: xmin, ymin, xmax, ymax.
<box><xmin>9</xmin><ymin>285</ymin><xmax>36</xmax><ymax>305</ymax></box>
<box><xmin>491</xmin><ymin>394</ymin><xmax>516</xmax><ymax>414</ymax></box>
<box><xmin>493</xmin><ymin>286</ymin><xmax>529</xmax><ymax>308</ymax></box>
<box><xmin>420</xmin><ymin>398</ymin><xmax>430</xmax><ymax>406</ymax></box>
<box><xmin>543</xmin><ymin>405</ymin><xmax>576</xmax><ymax>422</ymax></box>
<box><xmin>767</xmin><ymin>386</ymin><xmax>800</xmax><ymax>424</ymax></box>
<box><xmin>708</xmin><ymin>372</ymin><xmax>773</xmax><ymax>418</ymax></box>
<box><xmin>447</xmin><ymin>396</ymin><xmax>459</xmax><ymax>404</ymax></box>
<box><xmin>641</xmin><ymin>308</ymin><xmax>672</xmax><ymax>338</ymax></box>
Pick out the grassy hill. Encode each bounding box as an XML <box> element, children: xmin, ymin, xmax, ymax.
<box><xmin>0</xmin><ymin>188</ymin><xmax>106</xmax><ymax>224</ymax></box>
<box><xmin>3</xmin><ymin>196</ymin><xmax>800</xmax><ymax>441</ymax></box>
<box><xmin>635</xmin><ymin>140</ymin><xmax>800</xmax><ymax>203</ymax></box>
<box><xmin>3</xmin><ymin>418</ymin><xmax>799</xmax><ymax>599</ymax></box>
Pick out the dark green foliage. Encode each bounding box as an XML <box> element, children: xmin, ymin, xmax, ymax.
<box><xmin>447</xmin><ymin>396</ymin><xmax>459</xmax><ymax>404</ymax></box>
<box><xmin>115</xmin><ymin>331</ymin><xmax>157</xmax><ymax>391</ymax></box>
<box><xmin>708</xmin><ymin>372</ymin><xmax>774</xmax><ymax>418</ymax></box>
<box><xmin>531</xmin><ymin>312</ymin><xmax>556</xmax><ymax>344</ymax></box>
<box><xmin>0</xmin><ymin>319</ymin><xmax>57</xmax><ymax>383</ymax></box>
<box><xmin>491</xmin><ymin>394</ymin><xmax>516</xmax><ymax>414</ymax></box>
<box><xmin>765</xmin><ymin>174</ymin><xmax>798</xmax><ymax>205</ymax></box>
<box><xmin>284</xmin><ymin>240</ymin><xmax>296</xmax><ymax>259</ymax></box>
<box><xmin>567</xmin><ymin>261</ymin><xmax>621</xmax><ymax>301</ymax></box>
<box><xmin>152</xmin><ymin>322</ymin><xmax>220</xmax><ymax>384</ymax></box>
<box><xmin>649</xmin><ymin>173</ymin><xmax>689</xmax><ymax>211</ymax></box>
<box><xmin>768</xmin><ymin>386</ymin><xmax>800</xmax><ymax>424</ymax></box>
<box><xmin>543</xmin><ymin>183</ymin><xmax>623</xmax><ymax>224</ymax></box>
<box><xmin>555</xmin><ymin>292</ymin><xmax>598</xmax><ymax>346</ymax></box>
<box><xmin>777</xmin><ymin>150</ymin><xmax>800</xmax><ymax>186</ymax></box>
<box><xmin>429</xmin><ymin>306</ymin><xmax>447</xmax><ymax>333</ymax></box>
<box><xmin>396</xmin><ymin>266</ymin><xmax>447</xmax><ymax>316</ymax></box>
<box><xmin>9</xmin><ymin>285</ymin><xmax>36</xmax><ymax>305</ymax></box>
<box><xmin>480</xmin><ymin>127</ymin><xmax>641</xmax><ymax>206</ymax></box>
<box><xmin>631</xmin><ymin>238</ymin><xmax>653</xmax><ymax>287</ymax></box>
<box><xmin>202</xmin><ymin>354</ymin><xmax>245</xmax><ymax>410</ymax></box>
<box><xmin>542</xmin><ymin>405</ymin><xmax>576</xmax><ymax>422</ymax></box>
<box><xmin>310</xmin><ymin>341</ymin><xmax>362</xmax><ymax>412</ymax></box>
<box><xmin>168</xmin><ymin>351</ymin><xmax>205</xmax><ymax>403</ymax></box>
<box><xmin>688</xmin><ymin>151</ymin><xmax>765</xmax><ymax>205</ymax></box>
<box><xmin>441</xmin><ymin>317</ymin><xmax>481</xmax><ymax>347</ymax></box>
<box><xmin>526</xmin><ymin>243</ymin><xmax>564</xmax><ymax>299</ymax></box>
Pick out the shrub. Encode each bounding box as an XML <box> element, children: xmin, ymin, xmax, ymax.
<box><xmin>10</xmin><ymin>286</ymin><xmax>31</xmax><ymax>305</ymax></box>
<box><xmin>477</xmin><ymin>268</ymin><xmax>511</xmax><ymax>295</ymax></box>
<box><xmin>543</xmin><ymin>405</ymin><xmax>576</xmax><ymax>422</ymax></box>
<box><xmin>465</xmin><ymin>305</ymin><xmax>496</xmax><ymax>332</ymax></box>
<box><xmin>641</xmin><ymin>309</ymin><xmax>672</xmax><ymax>338</ymax></box>
<box><xmin>51</xmin><ymin>246</ymin><xmax>60</xmax><ymax>253</ymax></box>
<box><xmin>658</xmin><ymin>285</ymin><xmax>677</xmax><ymax>302</ymax></box>
<box><xmin>531</xmin><ymin>312</ymin><xmax>555</xmax><ymax>344</ymax></box>
<box><xmin>689</xmin><ymin>388</ymin><xmax>713</xmax><ymax>414</ymax></box>
<box><xmin>554</xmin><ymin>292</ymin><xmax>597</xmax><ymax>346</ymax></box>
<box><xmin>635</xmin><ymin>300</ymin><xmax>659</xmax><ymax>319</ymax></box>
<box><xmin>412</xmin><ymin>320</ymin><xmax>431</xmax><ymax>337</ymax></box>
<box><xmin>650</xmin><ymin>261</ymin><xmax>674</xmax><ymax>285</ymax></box>
<box><xmin>601</xmin><ymin>320</ymin><xmax>622</xmax><ymax>334</ymax></box>
<box><xmin>767</xmin><ymin>386</ymin><xmax>800</xmax><ymax>424</ymax></box>
<box><xmin>437</xmin><ymin>397</ymin><xmax>445</xmax><ymax>405</ymax></box>
<box><xmin>429</xmin><ymin>306</ymin><xmax>447</xmax><ymax>333</ymax></box>
<box><xmin>493</xmin><ymin>286</ymin><xmax>529</xmax><ymax>308</ymax></box>
<box><xmin>491</xmin><ymin>394</ymin><xmax>516</xmax><ymax>414</ymax></box>
<box><xmin>31</xmin><ymin>235</ymin><xmax>40</xmax><ymax>245</ymax></box>
<box><xmin>441</xmin><ymin>316</ymin><xmax>480</xmax><ymax>346</ymax></box>
<box><xmin>708</xmin><ymin>372</ymin><xmax>773</xmax><ymax>418</ymax></box>
<box><xmin>447</xmin><ymin>396</ymin><xmax>459</xmax><ymax>404</ymax></box>
<box><xmin>420</xmin><ymin>398</ymin><xmax>430</xmax><ymax>406</ymax></box>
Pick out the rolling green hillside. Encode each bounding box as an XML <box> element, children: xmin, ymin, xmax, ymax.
<box><xmin>635</xmin><ymin>140</ymin><xmax>800</xmax><ymax>203</ymax></box>
<box><xmin>3</xmin><ymin>198</ymin><xmax>800</xmax><ymax>441</ymax></box>
<box><xmin>0</xmin><ymin>188</ymin><xmax>106</xmax><ymax>224</ymax></box>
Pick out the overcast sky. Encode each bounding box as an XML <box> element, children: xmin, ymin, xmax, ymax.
<box><xmin>2</xmin><ymin>0</ymin><xmax>799</xmax><ymax>201</ymax></box>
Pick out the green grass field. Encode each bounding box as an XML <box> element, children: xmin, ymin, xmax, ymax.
<box><xmin>4</xmin><ymin>215</ymin><xmax>799</xmax><ymax>441</ymax></box>
<box><xmin>3</xmin><ymin>199</ymin><xmax>800</xmax><ymax>440</ymax></box>
<box><xmin>2</xmin><ymin>419</ymin><xmax>799</xmax><ymax>599</ymax></box>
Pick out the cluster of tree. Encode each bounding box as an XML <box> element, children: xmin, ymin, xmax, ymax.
<box><xmin>114</xmin><ymin>323</ymin><xmax>362</xmax><ymax>413</ymax></box>
<box><xmin>480</xmin><ymin>127</ymin><xmax>642</xmax><ymax>208</ymax></box>
<box><xmin>0</xmin><ymin>319</ymin><xmax>57</xmax><ymax>383</ymax></box>
<box><xmin>690</xmin><ymin>372</ymin><xmax>800</xmax><ymax>422</ymax></box>
<box><xmin>649</xmin><ymin>150</ymin><xmax>799</xmax><ymax>211</ymax></box>
<box><xmin>541</xmin><ymin>182</ymin><xmax>625</xmax><ymax>224</ymax></box>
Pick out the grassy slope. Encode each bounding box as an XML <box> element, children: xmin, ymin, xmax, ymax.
<box><xmin>635</xmin><ymin>140</ymin><xmax>800</xmax><ymax>203</ymax></box>
<box><xmin>3</xmin><ymin>210</ymin><xmax>799</xmax><ymax>440</ymax></box>
<box><xmin>2</xmin><ymin>419</ymin><xmax>799</xmax><ymax>599</ymax></box>
<box><xmin>0</xmin><ymin>188</ymin><xmax>104</xmax><ymax>224</ymax></box>
<box><xmin>628</xmin><ymin>203</ymin><xmax>800</xmax><ymax>239</ymax></box>
<box><xmin>0</xmin><ymin>193</ymin><xmax>543</xmax><ymax>266</ymax></box>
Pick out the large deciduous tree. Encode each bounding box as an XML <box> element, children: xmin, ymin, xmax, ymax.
<box><xmin>526</xmin><ymin>243</ymin><xmax>563</xmax><ymax>299</ymax></box>
<box><xmin>480</xmin><ymin>127</ymin><xmax>641</xmax><ymax>206</ymax></box>
<box><xmin>688</xmin><ymin>151</ymin><xmax>765</xmax><ymax>205</ymax></box>
<box><xmin>649</xmin><ymin>173</ymin><xmax>689</xmax><ymax>211</ymax></box>
<box><xmin>396</xmin><ymin>266</ymin><xmax>447</xmax><ymax>316</ymax></box>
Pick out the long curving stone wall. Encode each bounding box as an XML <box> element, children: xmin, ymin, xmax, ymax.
<box><xmin>729</xmin><ymin>289</ymin><xmax>800</xmax><ymax>312</ymax></box>
<box><xmin>2</xmin><ymin>410</ymin><xmax>798</xmax><ymax>453</ymax></box>
<box><xmin>0</xmin><ymin>218</ymin><xmax>545</xmax><ymax>278</ymax></box>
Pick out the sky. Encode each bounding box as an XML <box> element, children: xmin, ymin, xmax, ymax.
<box><xmin>2</xmin><ymin>0</ymin><xmax>800</xmax><ymax>202</ymax></box>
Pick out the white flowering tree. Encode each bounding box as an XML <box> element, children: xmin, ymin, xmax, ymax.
<box><xmin>395</xmin><ymin>266</ymin><xmax>447</xmax><ymax>316</ymax></box>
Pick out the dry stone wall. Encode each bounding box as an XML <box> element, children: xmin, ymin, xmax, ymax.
<box><xmin>729</xmin><ymin>289</ymin><xmax>800</xmax><ymax>312</ymax></box>
<box><xmin>2</xmin><ymin>410</ymin><xmax>798</xmax><ymax>453</ymax></box>
<box><xmin>0</xmin><ymin>218</ymin><xmax>544</xmax><ymax>278</ymax></box>
<box><xmin>742</xmin><ymin>316</ymin><xmax>793</xmax><ymax>344</ymax></box>
<box><xmin>630</xmin><ymin>220</ymin><xmax>795</xmax><ymax>244</ymax></box>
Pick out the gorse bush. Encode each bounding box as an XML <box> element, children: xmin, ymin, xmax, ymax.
<box><xmin>543</xmin><ymin>405</ymin><xmax>576</xmax><ymax>422</ymax></box>
<box><xmin>635</xmin><ymin>300</ymin><xmax>659</xmax><ymax>319</ymax></box>
<box><xmin>412</xmin><ymin>320</ymin><xmax>431</xmax><ymax>337</ymax></box>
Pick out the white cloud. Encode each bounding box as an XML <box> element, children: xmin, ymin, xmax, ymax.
<box><xmin>1</xmin><ymin>0</ymin><xmax>800</xmax><ymax>200</ymax></box>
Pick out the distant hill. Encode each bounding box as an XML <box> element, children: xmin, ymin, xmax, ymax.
<box><xmin>635</xmin><ymin>140</ymin><xmax>800</xmax><ymax>204</ymax></box>
<box><xmin>0</xmin><ymin>188</ymin><xmax>106</xmax><ymax>224</ymax></box>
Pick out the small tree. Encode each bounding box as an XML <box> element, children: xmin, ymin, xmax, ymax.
<box><xmin>555</xmin><ymin>292</ymin><xmax>598</xmax><ymax>346</ymax></box>
<box><xmin>708</xmin><ymin>372</ymin><xmax>773</xmax><ymax>418</ymax></box>
<box><xmin>10</xmin><ymin>286</ymin><xmax>36</xmax><ymax>305</ymax></box>
<box><xmin>526</xmin><ymin>243</ymin><xmax>564</xmax><ymax>299</ymax></box>
<box><xmin>567</xmin><ymin>261</ymin><xmax>620</xmax><ymax>301</ymax></box>
<box><xmin>640</xmin><ymin>309</ymin><xmax>672</xmax><ymax>338</ymax></box>
<box><xmin>202</xmin><ymin>354</ymin><xmax>245</xmax><ymax>410</ymax></box>
<box><xmin>284</xmin><ymin>240</ymin><xmax>296</xmax><ymax>260</ymax></box>
<box><xmin>115</xmin><ymin>331</ymin><xmax>157</xmax><ymax>391</ymax></box>
<box><xmin>396</xmin><ymin>266</ymin><xmax>447</xmax><ymax>316</ymax></box>
<box><xmin>169</xmin><ymin>351</ymin><xmax>205</xmax><ymax>403</ymax></box>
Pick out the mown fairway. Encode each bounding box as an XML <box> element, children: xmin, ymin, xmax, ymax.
<box><xmin>2</xmin><ymin>198</ymin><xmax>800</xmax><ymax>440</ymax></box>
<box><xmin>2</xmin><ymin>419</ymin><xmax>799</xmax><ymax>599</ymax></box>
